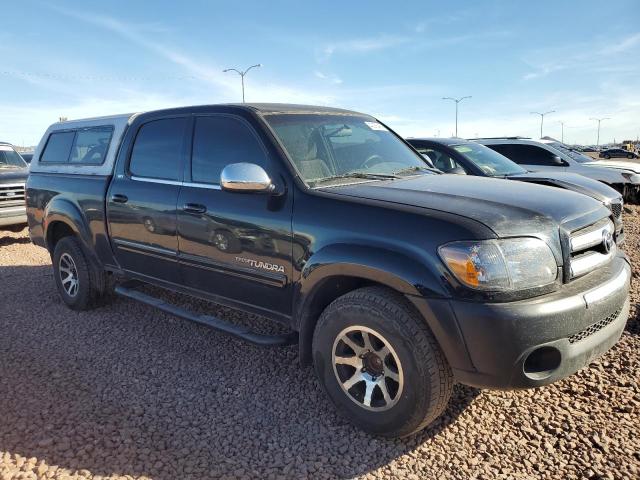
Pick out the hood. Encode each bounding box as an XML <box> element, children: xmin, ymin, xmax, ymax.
<box><xmin>508</xmin><ymin>171</ymin><xmax>621</xmax><ymax>203</ymax></box>
<box><xmin>322</xmin><ymin>174</ymin><xmax>608</xmax><ymax>237</ymax></box>
<box><xmin>586</xmin><ymin>159</ymin><xmax>640</xmax><ymax>174</ymax></box>
<box><xmin>0</xmin><ymin>168</ymin><xmax>28</xmax><ymax>183</ymax></box>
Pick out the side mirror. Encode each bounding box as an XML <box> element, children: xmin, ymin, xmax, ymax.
<box><xmin>552</xmin><ymin>155</ymin><xmax>567</xmax><ymax>166</ymax></box>
<box><xmin>220</xmin><ymin>163</ymin><xmax>274</xmax><ymax>193</ymax></box>
<box><xmin>450</xmin><ymin>166</ymin><xmax>467</xmax><ymax>175</ymax></box>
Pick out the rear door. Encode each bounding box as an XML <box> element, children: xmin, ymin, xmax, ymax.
<box><xmin>177</xmin><ymin>114</ymin><xmax>294</xmax><ymax>317</ymax></box>
<box><xmin>107</xmin><ymin>116</ymin><xmax>189</xmax><ymax>283</ymax></box>
<box><xmin>488</xmin><ymin>144</ymin><xmax>566</xmax><ymax>173</ymax></box>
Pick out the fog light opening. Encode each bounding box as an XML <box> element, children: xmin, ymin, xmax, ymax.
<box><xmin>523</xmin><ymin>346</ymin><xmax>561</xmax><ymax>380</ymax></box>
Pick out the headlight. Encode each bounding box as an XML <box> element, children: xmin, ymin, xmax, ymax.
<box><xmin>438</xmin><ymin>238</ymin><xmax>557</xmax><ymax>291</ymax></box>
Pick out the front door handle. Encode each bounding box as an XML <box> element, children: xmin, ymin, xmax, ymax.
<box><xmin>182</xmin><ymin>203</ymin><xmax>207</xmax><ymax>214</ymax></box>
<box><xmin>111</xmin><ymin>193</ymin><xmax>128</xmax><ymax>204</ymax></box>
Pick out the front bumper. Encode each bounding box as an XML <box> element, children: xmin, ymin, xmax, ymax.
<box><xmin>409</xmin><ymin>254</ymin><xmax>630</xmax><ymax>389</ymax></box>
<box><xmin>0</xmin><ymin>206</ymin><xmax>27</xmax><ymax>228</ymax></box>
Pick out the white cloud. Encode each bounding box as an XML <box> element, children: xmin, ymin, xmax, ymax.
<box><xmin>314</xmin><ymin>71</ymin><xmax>343</xmax><ymax>85</ymax></box>
<box><xmin>318</xmin><ymin>34</ymin><xmax>410</xmax><ymax>61</ymax></box>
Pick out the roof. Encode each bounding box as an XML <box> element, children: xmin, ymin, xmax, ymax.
<box><xmin>407</xmin><ymin>137</ymin><xmax>472</xmax><ymax>146</ymax></box>
<box><xmin>50</xmin><ymin>112</ymin><xmax>137</xmax><ymax>129</ymax></box>
<box><xmin>228</xmin><ymin>103</ymin><xmax>366</xmax><ymax>115</ymax></box>
<box><xmin>468</xmin><ymin>136</ymin><xmax>531</xmax><ymax>140</ymax></box>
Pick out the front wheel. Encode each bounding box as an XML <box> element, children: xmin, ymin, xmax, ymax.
<box><xmin>312</xmin><ymin>286</ymin><xmax>453</xmax><ymax>438</ymax></box>
<box><xmin>628</xmin><ymin>154</ymin><xmax>635</xmax><ymax>159</ymax></box>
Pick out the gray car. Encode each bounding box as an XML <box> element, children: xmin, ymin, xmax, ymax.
<box><xmin>475</xmin><ymin>137</ymin><xmax>640</xmax><ymax>203</ymax></box>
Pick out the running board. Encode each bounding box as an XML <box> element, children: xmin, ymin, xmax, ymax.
<box><xmin>114</xmin><ymin>284</ymin><xmax>297</xmax><ymax>347</ymax></box>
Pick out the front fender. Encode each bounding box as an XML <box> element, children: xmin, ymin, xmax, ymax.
<box><xmin>297</xmin><ymin>243</ymin><xmax>449</xmax><ymax>303</ymax></box>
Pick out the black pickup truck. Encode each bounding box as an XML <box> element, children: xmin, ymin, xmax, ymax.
<box><xmin>26</xmin><ymin>104</ymin><xmax>631</xmax><ymax>438</ymax></box>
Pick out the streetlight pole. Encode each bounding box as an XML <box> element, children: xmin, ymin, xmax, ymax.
<box><xmin>558</xmin><ymin>120</ymin><xmax>567</xmax><ymax>143</ymax></box>
<box><xmin>589</xmin><ymin>117</ymin><xmax>610</xmax><ymax>147</ymax></box>
<box><xmin>442</xmin><ymin>96</ymin><xmax>471</xmax><ymax>137</ymax></box>
<box><xmin>223</xmin><ymin>64</ymin><xmax>262</xmax><ymax>103</ymax></box>
<box><xmin>530</xmin><ymin>110</ymin><xmax>555</xmax><ymax>138</ymax></box>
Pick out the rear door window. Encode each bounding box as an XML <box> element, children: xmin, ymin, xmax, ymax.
<box><xmin>489</xmin><ymin>144</ymin><xmax>559</xmax><ymax>166</ymax></box>
<box><xmin>69</xmin><ymin>127</ymin><xmax>114</xmax><ymax>164</ymax></box>
<box><xmin>129</xmin><ymin>118</ymin><xmax>188</xmax><ymax>181</ymax></box>
<box><xmin>41</xmin><ymin>131</ymin><xmax>75</xmax><ymax>163</ymax></box>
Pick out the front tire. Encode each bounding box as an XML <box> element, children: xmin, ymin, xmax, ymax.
<box><xmin>312</xmin><ymin>286</ymin><xmax>453</xmax><ymax>438</ymax></box>
<box><xmin>52</xmin><ymin>236</ymin><xmax>113</xmax><ymax>310</ymax></box>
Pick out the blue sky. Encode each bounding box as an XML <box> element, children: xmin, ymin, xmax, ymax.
<box><xmin>1</xmin><ymin>0</ymin><xmax>639</xmax><ymax>146</ymax></box>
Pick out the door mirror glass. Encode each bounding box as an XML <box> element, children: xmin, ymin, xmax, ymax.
<box><xmin>220</xmin><ymin>163</ymin><xmax>273</xmax><ymax>193</ymax></box>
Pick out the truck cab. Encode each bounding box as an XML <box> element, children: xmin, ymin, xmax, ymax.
<box><xmin>26</xmin><ymin>104</ymin><xmax>631</xmax><ymax>438</ymax></box>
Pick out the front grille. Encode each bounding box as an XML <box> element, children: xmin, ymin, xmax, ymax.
<box><xmin>610</xmin><ymin>201</ymin><xmax>622</xmax><ymax>219</ymax></box>
<box><xmin>568</xmin><ymin>309</ymin><xmax>621</xmax><ymax>344</ymax></box>
<box><xmin>0</xmin><ymin>183</ymin><xmax>25</xmax><ymax>207</ymax></box>
<box><xmin>568</xmin><ymin>218</ymin><xmax>615</xmax><ymax>279</ymax></box>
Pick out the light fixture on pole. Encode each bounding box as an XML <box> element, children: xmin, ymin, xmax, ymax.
<box><xmin>223</xmin><ymin>64</ymin><xmax>262</xmax><ymax>103</ymax></box>
<box><xmin>530</xmin><ymin>110</ymin><xmax>555</xmax><ymax>138</ymax></box>
<box><xmin>442</xmin><ymin>96</ymin><xmax>471</xmax><ymax>137</ymax></box>
<box><xmin>589</xmin><ymin>117</ymin><xmax>611</xmax><ymax>147</ymax></box>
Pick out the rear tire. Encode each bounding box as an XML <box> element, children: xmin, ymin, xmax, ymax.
<box><xmin>312</xmin><ymin>286</ymin><xmax>453</xmax><ymax>438</ymax></box>
<box><xmin>52</xmin><ymin>236</ymin><xmax>113</xmax><ymax>310</ymax></box>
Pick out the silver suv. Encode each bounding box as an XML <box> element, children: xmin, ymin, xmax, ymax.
<box><xmin>474</xmin><ymin>137</ymin><xmax>640</xmax><ymax>203</ymax></box>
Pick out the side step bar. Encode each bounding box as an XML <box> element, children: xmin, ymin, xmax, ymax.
<box><xmin>114</xmin><ymin>284</ymin><xmax>298</xmax><ymax>347</ymax></box>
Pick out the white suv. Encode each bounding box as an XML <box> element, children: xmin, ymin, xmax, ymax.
<box><xmin>474</xmin><ymin>137</ymin><xmax>640</xmax><ymax>203</ymax></box>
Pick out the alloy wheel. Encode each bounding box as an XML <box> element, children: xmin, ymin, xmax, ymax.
<box><xmin>332</xmin><ymin>325</ymin><xmax>404</xmax><ymax>411</ymax></box>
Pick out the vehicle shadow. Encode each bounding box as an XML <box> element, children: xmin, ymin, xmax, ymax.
<box><xmin>0</xmin><ymin>234</ymin><xmax>31</xmax><ymax>247</ymax></box>
<box><xmin>0</xmin><ymin>264</ymin><xmax>480</xmax><ymax>479</ymax></box>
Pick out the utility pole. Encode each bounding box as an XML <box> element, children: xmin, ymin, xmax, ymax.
<box><xmin>442</xmin><ymin>96</ymin><xmax>471</xmax><ymax>137</ymax></box>
<box><xmin>589</xmin><ymin>117</ymin><xmax>610</xmax><ymax>147</ymax></box>
<box><xmin>530</xmin><ymin>110</ymin><xmax>555</xmax><ymax>138</ymax></box>
<box><xmin>223</xmin><ymin>64</ymin><xmax>262</xmax><ymax>102</ymax></box>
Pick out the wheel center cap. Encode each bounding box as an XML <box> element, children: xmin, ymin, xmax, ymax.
<box><xmin>362</xmin><ymin>352</ymin><xmax>384</xmax><ymax>376</ymax></box>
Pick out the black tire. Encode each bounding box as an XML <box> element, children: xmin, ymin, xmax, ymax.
<box><xmin>52</xmin><ymin>236</ymin><xmax>113</xmax><ymax>310</ymax></box>
<box><xmin>312</xmin><ymin>286</ymin><xmax>453</xmax><ymax>438</ymax></box>
<box><xmin>627</xmin><ymin>154</ymin><xmax>634</xmax><ymax>159</ymax></box>
<box><xmin>604</xmin><ymin>154</ymin><xmax>611</xmax><ymax>159</ymax></box>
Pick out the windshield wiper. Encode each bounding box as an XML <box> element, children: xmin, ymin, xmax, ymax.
<box><xmin>313</xmin><ymin>171</ymin><xmax>398</xmax><ymax>185</ymax></box>
<box><xmin>393</xmin><ymin>165</ymin><xmax>437</xmax><ymax>175</ymax></box>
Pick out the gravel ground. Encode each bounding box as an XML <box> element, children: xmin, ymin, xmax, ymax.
<box><xmin>0</xmin><ymin>210</ymin><xmax>639</xmax><ymax>480</ymax></box>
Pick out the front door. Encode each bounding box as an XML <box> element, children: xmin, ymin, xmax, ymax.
<box><xmin>177</xmin><ymin>114</ymin><xmax>293</xmax><ymax>318</ymax></box>
<box><xmin>107</xmin><ymin>116</ymin><xmax>189</xmax><ymax>283</ymax></box>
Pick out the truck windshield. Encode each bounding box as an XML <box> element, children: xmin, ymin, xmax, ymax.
<box><xmin>451</xmin><ymin>143</ymin><xmax>526</xmax><ymax>176</ymax></box>
<box><xmin>263</xmin><ymin>113</ymin><xmax>431</xmax><ymax>186</ymax></box>
<box><xmin>547</xmin><ymin>142</ymin><xmax>594</xmax><ymax>163</ymax></box>
<box><xmin>0</xmin><ymin>146</ymin><xmax>27</xmax><ymax>169</ymax></box>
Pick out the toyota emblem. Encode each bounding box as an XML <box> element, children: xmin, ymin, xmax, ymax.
<box><xmin>602</xmin><ymin>230</ymin><xmax>614</xmax><ymax>253</ymax></box>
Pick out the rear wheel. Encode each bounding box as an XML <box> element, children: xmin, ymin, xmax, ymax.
<box><xmin>312</xmin><ymin>286</ymin><xmax>453</xmax><ymax>438</ymax></box>
<box><xmin>52</xmin><ymin>236</ymin><xmax>113</xmax><ymax>310</ymax></box>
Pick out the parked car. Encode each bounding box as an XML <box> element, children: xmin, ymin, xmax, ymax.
<box><xmin>542</xmin><ymin>140</ymin><xmax>640</xmax><ymax>186</ymax></box>
<box><xmin>406</xmin><ymin>138</ymin><xmax>624</xmax><ymax>235</ymax></box>
<box><xmin>475</xmin><ymin>137</ymin><xmax>640</xmax><ymax>202</ymax></box>
<box><xmin>0</xmin><ymin>142</ymin><xmax>28</xmax><ymax>231</ymax></box>
<box><xmin>599</xmin><ymin>148</ymin><xmax>638</xmax><ymax>160</ymax></box>
<box><xmin>27</xmin><ymin>104</ymin><xmax>630</xmax><ymax>438</ymax></box>
<box><xmin>20</xmin><ymin>152</ymin><xmax>34</xmax><ymax>163</ymax></box>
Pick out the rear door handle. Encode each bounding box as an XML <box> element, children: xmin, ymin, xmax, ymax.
<box><xmin>182</xmin><ymin>203</ymin><xmax>207</xmax><ymax>214</ymax></box>
<box><xmin>111</xmin><ymin>194</ymin><xmax>128</xmax><ymax>204</ymax></box>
